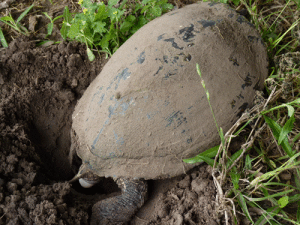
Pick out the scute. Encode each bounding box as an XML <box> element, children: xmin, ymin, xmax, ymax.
<box><xmin>71</xmin><ymin>2</ymin><xmax>268</xmax><ymax>180</ymax></box>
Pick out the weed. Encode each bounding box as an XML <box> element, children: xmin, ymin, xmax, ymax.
<box><xmin>43</xmin><ymin>12</ymin><xmax>64</xmax><ymax>37</ymax></box>
<box><xmin>185</xmin><ymin>0</ymin><xmax>300</xmax><ymax>223</ymax></box>
<box><xmin>60</xmin><ymin>0</ymin><xmax>173</xmax><ymax>61</ymax></box>
<box><xmin>0</xmin><ymin>4</ymin><xmax>34</xmax><ymax>47</ymax></box>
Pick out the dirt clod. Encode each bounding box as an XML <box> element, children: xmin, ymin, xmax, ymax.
<box><xmin>0</xmin><ymin>36</ymin><xmax>106</xmax><ymax>224</ymax></box>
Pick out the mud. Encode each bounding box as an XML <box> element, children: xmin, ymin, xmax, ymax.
<box><xmin>0</xmin><ymin>36</ymin><xmax>106</xmax><ymax>224</ymax></box>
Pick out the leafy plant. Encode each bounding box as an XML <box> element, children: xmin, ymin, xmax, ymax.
<box><xmin>0</xmin><ymin>3</ymin><xmax>34</xmax><ymax>47</ymax></box>
<box><xmin>60</xmin><ymin>0</ymin><xmax>173</xmax><ymax>61</ymax></box>
<box><xmin>43</xmin><ymin>12</ymin><xmax>64</xmax><ymax>37</ymax></box>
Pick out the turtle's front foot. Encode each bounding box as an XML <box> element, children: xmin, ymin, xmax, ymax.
<box><xmin>90</xmin><ymin>178</ymin><xmax>147</xmax><ymax>225</ymax></box>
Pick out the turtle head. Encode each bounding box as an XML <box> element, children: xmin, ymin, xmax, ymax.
<box><xmin>69</xmin><ymin>162</ymin><xmax>100</xmax><ymax>188</ymax></box>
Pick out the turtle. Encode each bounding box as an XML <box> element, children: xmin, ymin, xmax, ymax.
<box><xmin>69</xmin><ymin>1</ymin><xmax>268</xmax><ymax>224</ymax></box>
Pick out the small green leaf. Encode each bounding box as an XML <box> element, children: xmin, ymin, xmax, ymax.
<box><xmin>227</xmin><ymin>149</ymin><xmax>243</xmax><ymax>168</ymax></box>
<box><xmin>149</xmin><ymin>5</ymin><xmax>162</xmax><ymax>18</ymax></box>
<box><xmin>269</xmin><ymin>159</ymin><xmax>276</xmax><ymax>169</ymax></box>
<box><xmin>278</xmin><ymin>115</ymin><xmax>295</xmax><ymax>145</ymax></box>
<box><xmin>18</xmin><ymin>24</ymin><xmax>29</xmax><ymax>34</ymax></box>
<box><xmin>196</xmin><ymin>63</ymin><xmax>202</xmax><ymax>78</ymax></box>
<box><xmin>126</xmin><ymin>15</ymin><xmax>136</xmax><ymax>23</ymax></box>
<box><xmin>263</xmin><ymin>115</ymin><xmax>294</xmax><ymax>157</ymax></box>
<box><xmin>278</xmin><ymin>196</ymin><xmax>289</xmax><ymax>208</ymax></box>
<box><xmin>36</xmin><ymin>40</ymin><xmax>54</xmax><ymax>47</ymax></box>
<box><xmin>183</xmin><ymin>145</ymin><xmax>219</xmax><ymax>165</ymax></box>
<box><xmin>68</xmin><ymin>22</ymin><xmax>81</xmax><ymax>39</ymax></box>
<box><xmin>52</xmin><ymin>15</ymin><xmax>64</xmax><ymax>22</ymax></box>
<box><xmin>141</xmin><ymin>5</ymin><xmax>151</xmax><ymax>14</ymax></box>
<box><xmin>219</xmin><ymin>127</ymin><xmax>225</xmax><ymax>148</ymax></box>
<box><xmin>235</xmin><ymin>191</ymin><xmax>254</xmax><ymax>223</ymax></box>
<box><xmin>120</xmin><ymin>21</ymin><xmax>133</xmax><ymax>33</ymax></box>
<box><xmin>17</xmin><ymin>3</ymin><xmax>34</xmax><ymax>24</ymax></box>
<box><xmin>95</xmin><ymin>4</ymin><xmax>108</xmax><ymax>21</ymax></box>
<box><xmin>285</xmin><ymin>104</ymin><xmax>295</xmax><ymax>117</ymax></box>
<box><xmin>230</xmin><ymin>167</ymin><xmax>240</xmax><ymax>190</ymax></box>
<box><xmin>0</xmin><ymin>27</ymin><xmax>8</xmax><ymax>47</ymax></box>
<box><xmin>92</xmin><ymin>21</ymin><xmax>107</xmax><ymax>35</ymax></box>
<box><xmin>232</xmin><ymin>0</ymin><xmax>240</xmax><ymax>6</ymax></box>
<box><xmin>43</xmin><ymin>12</ymin><xmax>53</xmax><ymax>22</ymax></box>
<box><xmin>245</xmin><ymin>154</ymin><xmax>252</xmax><ymax>170</ymax></box>
<box><xmin>0</xmin><ymin>16</ymin><xmax>14</xmax><ymax>23</ymax></box>
<box><xmin>87</xmin><ymin>47</ymin><xmax>95</xmax><ymax>61</ymax></box>
<box><xmin>63</xmin><ymin>6</ymin><xmax>72</xmax><ymax>24</ymax></box>
<box><xmin>46</xmin><ymin>23</ymin><xmax>54</xmax><ymax>36</ymax></box>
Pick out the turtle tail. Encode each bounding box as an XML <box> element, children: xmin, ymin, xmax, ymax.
<box><xmin>90</xmin><ymin>178</ymin><xmax>147</xmax><ymax>225</ymax></box>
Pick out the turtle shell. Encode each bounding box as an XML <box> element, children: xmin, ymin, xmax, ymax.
<box><xmin>71</xmin><ymin>2</ymin><xmax>268</xmax><ymax>180</ymax></box>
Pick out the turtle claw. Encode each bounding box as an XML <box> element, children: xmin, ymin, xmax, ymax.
<box><xmin>69</xmin><ymin>163</ymin><xmax>100</xmax><ymax>187</ymax></box>
<box><xmin>90</xmin><ymin>178</ymin><xmax>147</xmax><ymax>225</ymax></box>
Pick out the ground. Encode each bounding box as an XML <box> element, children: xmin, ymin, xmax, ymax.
<box><xmin>0</xmin><ymin>0</ymin><xmax>218</xmax><ymax>224</ymax></box>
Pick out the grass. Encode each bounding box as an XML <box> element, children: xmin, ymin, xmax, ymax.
<box><xmin>0</xmin><ymin>0</ymin><xmax>300</xmax><ymax>224</ymax></box>
<box><xmin>0</xmin><ymin>3</ymin><xmax>34</xmax><ymax>47</ymax></box>
<box><xmin>184</xmin><ymin>0</ymin><xmax>300</xmax><ymax>224</ymax></box>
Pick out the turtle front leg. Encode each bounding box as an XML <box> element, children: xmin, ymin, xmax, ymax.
<box><xmin>90</xmin><ymin>178</ymin><xmax>147</xmax><ymax>225</ymax></box>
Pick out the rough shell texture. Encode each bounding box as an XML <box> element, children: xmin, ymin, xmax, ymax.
<box><xmin>71</xmin><ymin>2</ymin><xmax>268</xmax><ymax>180</ymax></box>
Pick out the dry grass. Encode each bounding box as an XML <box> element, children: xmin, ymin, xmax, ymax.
<box><xmin>211</xmin><ymin>1</ymin><xmax>300</xmax><ymax>224</ymax></box>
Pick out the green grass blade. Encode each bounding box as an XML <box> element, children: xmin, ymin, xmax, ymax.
<box><xmin>288</xmin><ymin>194</ymin><xmax>300</xmax><ymax>204</ymax></box>
<box><xmin>183</xmin><ymin>145</ymin><xmax>219</xmax><ymax>165</ymax></box>
<box><xmin>18</xmin><ymin>23</ymin><xmax>29</xmax><ymax>34</ymax></box>
<box><xmin>297</xmin><ymin>202</ymin><xmax>300</xmax><ymax>223</ymax></box>
<box><xmin>0</xmin><ymin>27</ymin><xmax>8</xmax><ymax>47</ymax></box>
<box><xmin>272</xmin><ymin>18</ymin><xmax>300</xmax><ymax>49</ymax></box>
<box><xmin>17</xmin><ymin>3</ymin><xmax>34</xmax><ymax>24</ymax></box>
<box><xmin>227</xmin><ymin>149</ymin><xmax>243</xmax><ymax>168</ymax></box>
<box><xmin>43</xmin><ymin>12</ymin><xmax>53</xmax><ymax>22</ymax></box>
<box><xmin>292</xmin><ymin>132</ymin><xmax>300</xmax><ymax>146</ymax></box>
<box><xmin>229</xmin><ymin>167</ymin><xmax>240</xmax><ymax>189</ymax></box>
<box><xmin>254</xmin><ymin>206</ymin><xmax>281</xmax><ymax>225</ymax></box>
<box><xmin>245</xmin><ymin>154</ymin><xmax>252</xmax><ymax>170</ymax></box>
<box><xmin>36</xmin><ymin>40</ymin><xmax>54</xmax><ymax>47</ymax></box>
<box><xmin>278</xmin><ymin>115</ymin><xmax>295</xmax><ymax>145</ymax></box>
<box><xmin>264</xmin><ymin>182</ymin><xmax>300</xmax><ymax>191</ymax></box>
<box><xmin>0</xmin><ymin>16</ymin><xmax>14</xmax><ymax>23</ymax></box>
<box><xmin>47</xmin><ymin>23</ymin><xmax>54</xmax><ymax>36</ymax></box>
<box><xmin>52</xmin><ymin>15</ymin><xmax>64</xmax><ymax>22</ymax></box>
<box><xmin>263</xmin><ymin>115</ymin><xmax>294</xmax><ymax>157</ymax></box>
<box><xmin>261</xmin><ymin>101</ymin><xmax>299</xmax><ymax>117</ymax></box>
<box><xmin>245</xmin><ymin>189</ymin><xmax>294</xmax><ymax>202</ymax></box>
<box><xmin>235</xmin><ymin>190</ymin><xmax>254</xmax><ymax>224</ymax></box>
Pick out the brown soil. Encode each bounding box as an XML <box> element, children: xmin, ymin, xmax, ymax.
<box><xmin>0</xmin><ymin>1</ymin><xmax>218</xmax><ymax>225</ymax></box>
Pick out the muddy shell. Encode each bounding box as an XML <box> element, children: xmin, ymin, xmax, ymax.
<box><xmin>71</xmin><ymin>2</ymin><xmax>268</xmax><ymax>180</ymax></box>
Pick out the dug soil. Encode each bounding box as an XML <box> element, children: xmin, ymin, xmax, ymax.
<box><xmin>0</xmin><ymin>1</ymin><xmax>218</xmax><ymax>225</ymax></box>
<box><xmin>0</xmin><ymin>36</ymin><xmax>217</xmax><ymax>225</ymax></box>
